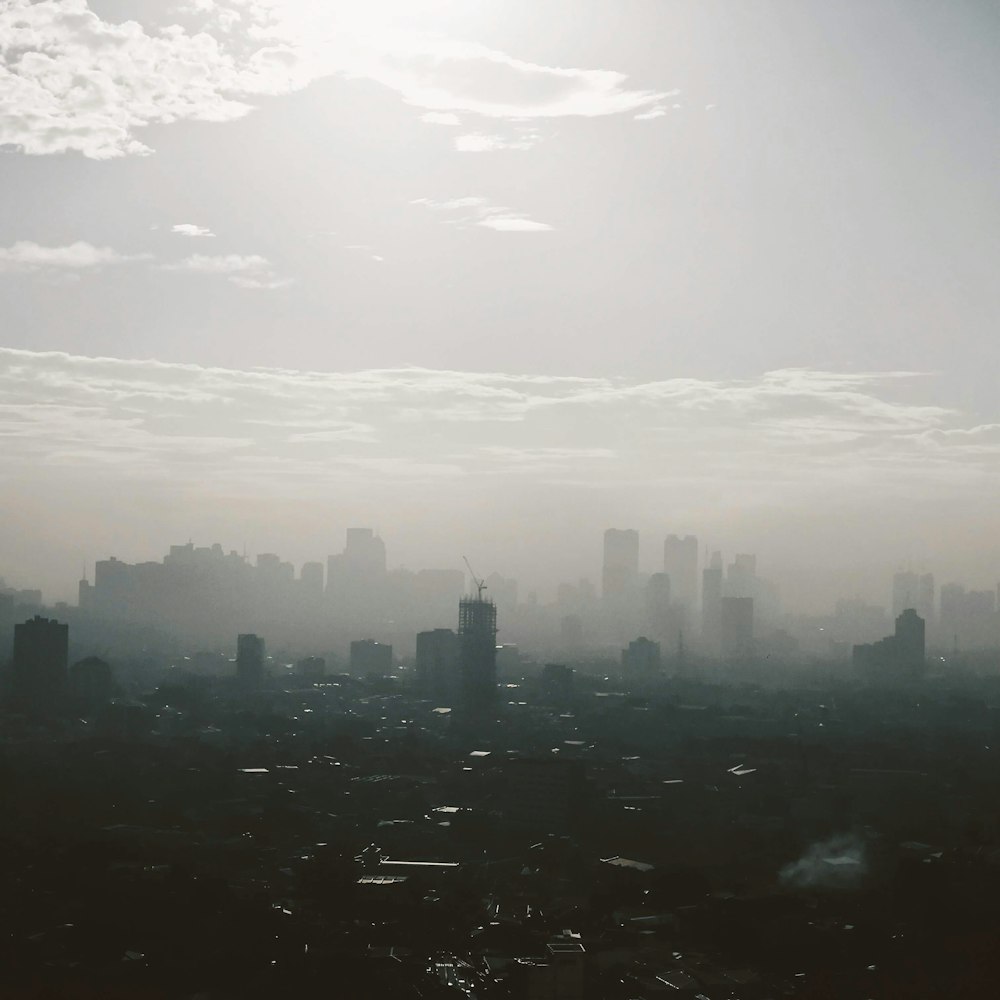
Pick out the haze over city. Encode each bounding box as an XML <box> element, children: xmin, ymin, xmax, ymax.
<box><xmin>3</xmin><ymin>0</ymin><xmax>1000</xmax><ymax>609</ymax></box>
<box><xmin>3</xmin><ymin>3</ymin><xmax>1000</xmax><ymax>998</ymax></box>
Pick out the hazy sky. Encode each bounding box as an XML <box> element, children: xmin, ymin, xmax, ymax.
<box><xmin>2</xmin><ymin>0</ymin><xmax>999</xmax><ymax>607</ymax></box>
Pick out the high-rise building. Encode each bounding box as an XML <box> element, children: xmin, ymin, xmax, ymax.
<box><xmin>350</xmin><ymin>639</ymin><xmax>393</xmax><ymax>678</ymax></box>
<box><xmin>415</xmin><ymin>628</ymin><xmax>460</xmax><ymax>700</ymax></box>
<box><xmin>853</xmin><ymin>608</ymin><xmax>926</xmax><ymax>681</ymax></box>
<box><xmin>11</xmin><ymin>615</ymin><xmax>69</xmax><ymax>709</ymax></box>
<box><xmin>236</xmin><ymin>633</ymin><xmax>265</xmax><ymax>688</ymax></box>
<box><xmin>327</xmin><ymin>529</ymin><xmax>388</xmax><ymax>625</ymax></box>
<box><xmin>622</xmin><ymin>636</ymin><xmax>661</xmax><ymax>677</ymax></box>
<box><xmin>702</xmin><ymin>551</ymin><xmax>724</xmax><ymax>651</ymax></box>
<box><xmin>663</xmin><ymin>535</ymin><xmax>698</xmax><ymax>611</ymax></box>
<box><xmin>602</xmin><ymin>529</ymin><xmax>639</xmax><ymax>603</ymax></box>
<box><xmin>720</xmin><ymin>596</ymin><xmax>754</xmax><ymax>660</ymax></box>
<box><xmin>459</xmin><ymin>596</ymin><xmax>497</xmax><ymax>712</ymax></box>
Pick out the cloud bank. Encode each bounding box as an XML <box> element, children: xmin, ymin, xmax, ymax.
<box><xmin>0</xmin><ymin>0</ymin><xmax>670</xmax><ymax>158</ymax></box>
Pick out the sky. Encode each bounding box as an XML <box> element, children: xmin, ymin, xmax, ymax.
<box><xmin>1</xmin><ymin>0</ymin><xmax>999</xmax><ymax>608</ymax></box>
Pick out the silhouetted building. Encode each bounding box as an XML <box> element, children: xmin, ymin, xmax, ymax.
<box><xmin>416</xmin><ymin>628</ymin><xmax>460</xmax><ymax>700</ymax></box>
<box><xmin>295</xmin><ymin>656</ymin><xmax>325</xmax><ymax>681</ymax></box>
<box><xmin>542</xmin><ymin>663</ymin><xmax>575</xmax><ymax>703</ymax></box>
<box><xmin>11</xmin><ymin>615</ymin><xmax>69</xmax><ymax>710</ymax></box>
<box><xmin>70</xmin><ymin>656</ymin><xmax>114</xmax><ymax>709</ymax></box>
<box><xmin>350</xmin><ymin>639</ymin><xmax>393</xmax><ymax>678</ymax></box>
<box><xmin>622</xmin><ymin>636</ymin><xmax>661</xmax><ymax>678</ymax></box>
<box><xmin>663</xmin><ymin>534</ymin><xmax>698</xmax><ymax>611</ymax></box>
<box><xmin>602</xmin><ymin>529</ymin><xmax>639</xmax><ymax>604</ymax></box>
<box><xmin>721</xmin><ymin>596</ymin><xmax>754</xmax><ymax>660</ymax></box>
<box><xmin>236</xmin><ymin>633</ymin><xmax>265</xmax><ymax>688</ymax></box>
<box><xmin>459</xmin><ymin>596</ymin><xmax>497</xmax><ymax>712</ymax></box>
<box><xmin>853</xmin><ymin>608</ymin><xmax>926</xmax><ymax>681</ymax></box>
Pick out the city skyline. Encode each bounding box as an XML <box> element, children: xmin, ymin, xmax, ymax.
<box><xmin>3</xmin><ymin>1</ymin><xmax>1000</xmax><ymax>609</ymax></box>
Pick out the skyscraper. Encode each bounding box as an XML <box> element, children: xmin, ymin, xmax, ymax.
<box><xmin>236</xmin><ymin>633</ymin><xmax>265</xmax><ymax>689</ymax></box>
<box><xmin>416</xmin><ymin>628</ymin><xmax>460</xmax><ymax>700</ymax></box>
<box><xmin>11</xmin><ymin>615</ymin><xmax>69</xmax><ymax>710</ymax></box>
<box><xmin>663</xmin><ymin>534</ymin><xmax>698</xmax><ymax>611</ymax></box>
<box><xmin>602</xmin><ymin>529</ymin><xmax>639</xmax><ymax>603</ymax></box>
<box><xmin>459</xmin><ymin>595</ymin><xmax>497</xmax><ymax>713</ymax></box>
<box><xmin>702</xmin><ymin>551</ymin><xmax>724</xmax><ymax>651</ymax></box>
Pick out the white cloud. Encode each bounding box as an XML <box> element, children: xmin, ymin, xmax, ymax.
<box><xmin>453</xmin><ymin>131</ymin><xmax>539</xmax><ymax>152</ymax></box>
<box><xmin>0</xmin><ymin>348</ymin><xmax>986</xmax><ymax>510</ymax></box>
<box><xmin>0</xmin><ymin>241</ymin><xmax>147</xmax><ymax>272</ymax></box>
<box><xmin>412</xmin><ymin>196</ymin><xmax>553</xmax><ymax>233</ymax></box>
<box><xmin>419</xmin><ymin>111</ymin><xmax>460</xmax><ymax>125</ymax></box>
<box><xmin>0</xmin><ymin>1</ymin><xmax>672</xmax><ymax>158</ymax></box>
<box><xmin>171</xmin><ymin>223</ymin><xmax>216</xmax><ymax>237</ymax></box>
<box><xmin>634</xmin><ymin>105</ymin><xmax>667</xmax><ymax>121</ymax></box>
<box><xmin>161</xmin><ymin>252</ymin><xmax>291</xmax><ymax>288</ymax></box>
<box><xmin>479</xmin><ymin>216</ymin><xmax>552</xmax><ymax>232</ymax></box>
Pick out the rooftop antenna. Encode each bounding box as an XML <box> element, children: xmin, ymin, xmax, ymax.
<box><xmin>463</xmin><ymin>556</ymin><xmax>488</xmax><ymax>601</ymax></box>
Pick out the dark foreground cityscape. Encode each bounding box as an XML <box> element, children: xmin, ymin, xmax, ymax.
<box><xmin>3</xmin><ymin>529</ymin><xmax>1000</xmax><ymax>998</ymax></box>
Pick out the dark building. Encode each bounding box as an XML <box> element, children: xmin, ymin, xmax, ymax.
<box><xmin>11</xmin><ymin>615</ymin><xmax>69</xmax><ymax>710</ymax></box>
<box><xmin>541</xmin><ymin>662</ymin><xmax>575</xmax><ymax>703</ymax></box>
<box><xmin>853</xmin><ymin>608</ymin><xmax>926</xmax><ymax>681</ymax></box>
<box><xmin>69</xmin><ymin>656</ymin><xmax>114</xmax><ymax>709</ymax></box>
<box><xmin>295</xmin><ymin>656</ymin><xmax>325</xmax><ymax>681</ymax></box>
<box><xmin>459</xmin><ymin>596</ymin><xmax>497</xmax><ymax>712</ymax></box>
<box><xmin>415</xmin><ymin>628</ymin><xmax>460</xmax><ymax>701</ymax></box>
<box><xmin>622</xmin><ymin>636</ymin><xmax>661</xmax><ymax>678</ymax></box>
<box><xmin>350</xmin><ymin>639</ymin><xmax>393</xmax><ymax>678</ymax></box>
<box><xmin>236</xmin><ymin>633</ymin><xmax>265</xmax><ymax>688</ymax></box>
<box><xmin>721</xmin><ymin>596</ymin><xmax>754</xmax><ymax>660</ymax></box>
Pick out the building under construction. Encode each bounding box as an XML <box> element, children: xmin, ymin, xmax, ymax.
<box><xmin>458</xmin><ymin>596</ymin><xmax>497</xmax><ymax>712</ymax></box>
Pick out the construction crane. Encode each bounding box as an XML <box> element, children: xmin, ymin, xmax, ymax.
<box><xmin>463</xmin><ymin>556</ymin><xmax>488</xmax><ymax>600</ymax></box>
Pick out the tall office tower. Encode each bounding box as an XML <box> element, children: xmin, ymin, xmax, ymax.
<box><xmin>458</xmin><ymin>595</ymin><xmax>497</xmax><ymax>712</ymax></box>
<box><xmin>663</xmin><ymin>535</ymin><xmax>699</xmax><ymax>611</ymax></box>
<box><xmin>894</xmin><ymin>608</ymin><xmax>925</xmax><ymax>668</ymax></box>
<box><xmin>643</xmin><ymin>573</ymin><xmax>672</xmax><ymax>642</ymax></box>
<box><xmin>349</xmin><ymin>639</ymin><xmax>393</xmax><ymax>678</ymax></box>
<box><xmin>726</xmin><ymin>554</ymin><xmax>758</xmax><ymax>598</ymax></box>
<box><xmin>236</xmin><ymin>633</ymin><xmax>265</xmax><ymax>689</ymax></box>
<box><xmin>11</xmin><ymin>615</ymin><xmax>69</xmax><ymax>710</ymax></box>
<box><xmin>326</xmin><ymin>529</ymin><xmax>387</xmax><ymax>620</ymax></box>
<box><xmin>602</xmin><ymin>529</ymin><xmax>639</xmax><ymax>603</ymax></box>
<box><xmin>892</xmin><ymin>571</ymin><xmax>934</xmax><ymax>623</ymax></box>
<box><xmin>702</xmin><ymin>551</ymin><xmax>724</xmax><ymax>651</ymax></box>
<box><xmin>415</xmin><ymin>628</ymin><xmax>460</xmax><ymax>700</ymax></box>
<box><xmin>720</xmin><ymin>597</ymin><xmax>754</xmax><ymax>660</ymax></box>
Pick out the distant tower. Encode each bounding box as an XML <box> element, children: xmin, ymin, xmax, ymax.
<box><xmin>663</xmin><ymin>534</ymin><xmax>698</xmax><ymax>611</ymax></box>
<box><xmin>702</xmin><ymin>551</ymin><xmax>724</xmax><ymax>651</ymax></box>
<box><xmin>11</xmin><ymin>615</ymin><xmax>69</xmax><ymax>710</ymax></box>
<box><xmin>236</xmin><ymin>633</ymin><xmax>265</xmax><ymax>689</ymax></box>
<box><xmin>459</xmin><ymin>595</ymin><xmax>498</xmax><ymax>713</ymax></box>
<box><xmin>416</xmin><ymin>628</ymin><xmax>460</xmax><ymax>700</ymax></box>
<box><xmin>602</xmin><ymin>529</ymin><xmax>639</xmax><ymax>604</ymax></box>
